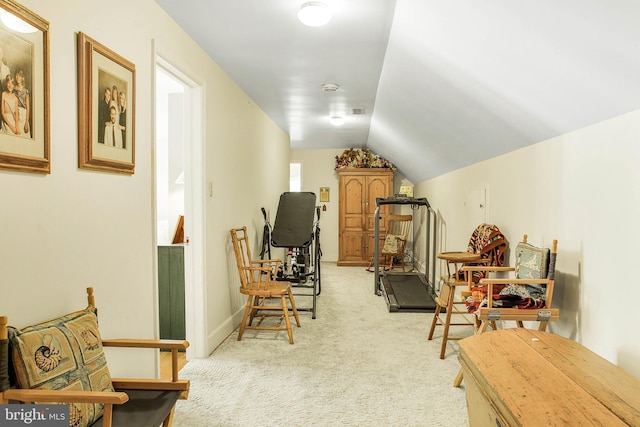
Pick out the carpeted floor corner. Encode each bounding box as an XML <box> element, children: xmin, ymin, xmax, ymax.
<box><xmin>174</xmin><ymin>263</ymin><xmax>472</xmax><ymax>426</ymax></box>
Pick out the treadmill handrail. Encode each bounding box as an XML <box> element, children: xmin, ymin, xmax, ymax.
<box><xmin>376</xmin><ymin>196</ymin><xmax>430</xmax><ymax>207</ymax></box>
<box><xmin>373</xmin><ymin>195</ymin><xmax>436</xmax><ymax>296</ymax></box>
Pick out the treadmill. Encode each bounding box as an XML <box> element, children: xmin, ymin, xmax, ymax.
<box><xmin>373</xmin><ymin>196</ymin><xmax>438</xmax><ymax>312</ymax></box>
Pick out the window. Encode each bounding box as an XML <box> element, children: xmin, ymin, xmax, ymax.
<box><xmin>290</xmin><ymin>162</ymin><xmax>301</xmax><ymax>192</ymax></box>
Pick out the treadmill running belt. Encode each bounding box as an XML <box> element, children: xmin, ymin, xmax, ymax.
<box><xmin>385</xmin><ymin>275</ymin><xmax>437</xmax><ymax>311</ymax></box>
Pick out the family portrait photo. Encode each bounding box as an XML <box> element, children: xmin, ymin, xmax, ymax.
<box><xmin>0</xmin><ymin>0</ymin><xmax>49</xmax><ymax>174</ymax></box>
<box><xmin>0</xmin><ymin>29</ymin><xmax>33</xmax><ymax>140</ymax></box>
<box><xmin>97</xmin><ymin>70</ymin><xmax>127</xmax><ymax>149</ymax></box>
<box><xmin>77</xmin><ymin>31</ymin><xmax>135</xmax><ymax>174</ymax></box>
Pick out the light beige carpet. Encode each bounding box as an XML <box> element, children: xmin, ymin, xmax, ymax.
<box><xmin>174</xmin><ymin>263</ymin><xmax>472</xmax><ymax>426</ymax></box>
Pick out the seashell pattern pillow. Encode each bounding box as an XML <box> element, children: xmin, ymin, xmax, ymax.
<box><xmin>8</xmin><ymin>308</ymin><xmax>114</xmax><ymax>427</ymax></box>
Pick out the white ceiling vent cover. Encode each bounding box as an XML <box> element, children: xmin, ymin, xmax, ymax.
<box><xmin>351</xmin><ymin>108</ymin><xmax>366</xmax><ymax>115</ymax></box>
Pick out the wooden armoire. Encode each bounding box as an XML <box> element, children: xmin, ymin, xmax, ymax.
<box><xmin>337</xmin><ymin>168</ymin><xmax>394</xmax><ymax>266</ymax></box>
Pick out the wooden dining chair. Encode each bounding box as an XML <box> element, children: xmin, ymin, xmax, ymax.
<box><xmin>230</xmin><ymin>226</ymin><xmax>301</xmax><ymax>344</ymax></box>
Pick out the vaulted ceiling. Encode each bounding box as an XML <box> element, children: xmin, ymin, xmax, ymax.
<box><xmin>155</xmin><ymin>0</ymin><xmax>640</xmax><ymax>183</ymax></box>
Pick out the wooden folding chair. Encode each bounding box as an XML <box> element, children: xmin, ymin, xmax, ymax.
<box><xmin>1</xmin><ymin>288</ymin><xmax>189</xmax><ymax>427</ymax></box>
<box><xmin>453</xmin><ymin>235</ymin><xmax>559</xmax><ymax>387</ymax></box>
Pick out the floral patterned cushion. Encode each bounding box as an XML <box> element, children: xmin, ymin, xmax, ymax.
<box><xmin>382</xmin><ymin>234</ymin><xmax>406</xmax><ymax>253</ymax></box>
<box><xmin>8</xmin><ymin>308</ymin><xmax>114</xmax><ymax>427</ymax></box>
<box><xmin>515</xmin><ymin>242</ymin><xmax>549</xmax><ymax>280</ymax></box>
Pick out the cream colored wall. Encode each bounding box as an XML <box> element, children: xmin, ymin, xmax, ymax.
<box><xmin>204</xmin><ymin>99</ymin><xmax>289</xmax><ymax>349</ymax></box>
<box><xmin>415</xmin><ymin>110</ymin><xmax>640</xmax><ymax>379</ymax></box>
<box><xmin>1</xmin><ymin>0</ymin><xmax>289</xmax><ymax>375</ymax></box>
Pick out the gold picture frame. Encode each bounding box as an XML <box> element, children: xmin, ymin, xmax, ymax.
<box><xmin>319</xmin><ymin>187</ymin><xmax>329</xmax><ymax>202</ymax></box>
<box><xmin>77</xmin><ymin>32</ymin><xmax>135</xmax><ymax>174</ymax></box>
<box><xmin>0</xmin><ymin>0</ymin><xmax>50</xmax><ymax>174</ymax></box>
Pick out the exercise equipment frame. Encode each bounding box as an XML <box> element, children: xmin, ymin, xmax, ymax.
<box><xmin>373</xmin><ymin>196</ymin><xmax>437</xmax><ymax>312</ymax></box>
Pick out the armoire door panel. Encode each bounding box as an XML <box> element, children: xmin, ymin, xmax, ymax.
<box><xmin>340</xmin><ymin>232</ymin><xmax>365</xmax><ymax>261</ymax></box>
<box><xmin>344</xmin><ymin>216</ymin><xmax>364</xmax><ymax>230</ymax></box>
<box><xmin>342</xmin><ymin>177</ymin><xmax>364</xmax><ymax>215</ymax></box>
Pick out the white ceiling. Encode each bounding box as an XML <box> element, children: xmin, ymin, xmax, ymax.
<box><xmin>155</xmin><ymin>0</ymin><xmax>640</xmax><ymax>183</ymax></box>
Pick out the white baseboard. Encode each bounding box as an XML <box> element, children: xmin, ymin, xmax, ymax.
<box><xmin>205</xmin><ymin>306</ymin><xmax>245</xmax><ymax>355</ymax></box>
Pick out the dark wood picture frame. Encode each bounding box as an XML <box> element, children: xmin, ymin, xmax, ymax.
<box><xmin>77</xmin><ymin>32</ymin><xmax>135</xmax><ymax>174</ymax></box>
<box><xmin>0</xmin><ymin>0</ymin><xmax>50</xmax><ymax>174</ymax></box>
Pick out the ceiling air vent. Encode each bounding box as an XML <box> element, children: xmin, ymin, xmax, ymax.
<box><xmin>351</xmin><ymin>108</ymin><xmax>366</xmax><ymax>115</ymax></box>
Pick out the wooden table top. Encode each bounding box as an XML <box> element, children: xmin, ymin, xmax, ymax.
<box><xmin>437</xmin><ymin>251</ymin><xmax>482</xmax><ymax>263</ymax></box>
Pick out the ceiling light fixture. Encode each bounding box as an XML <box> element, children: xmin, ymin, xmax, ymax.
<box><xmin>322</xmin><ymin>83</ymin><xmax>339</xmax><ymax>92</ymax></box>
<box><xmin>298</xmin><ymin>2</ymin><xmax>331</xmax><ymax>27</ymax></box>
<box><xmin>329</xmin><ymin>116</ymin><xmax>345</xmax><ymax>126</ymax></box>
<box><xmin>0</xmin><ymin>12</ymin><xmax>37</xmax><ymax>33</ymax></box>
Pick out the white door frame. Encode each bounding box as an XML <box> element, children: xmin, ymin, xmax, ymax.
<box><xmin>154</xmin><ymin>54</ymin><xmax>206</xmax><ymax>360</ymax></box>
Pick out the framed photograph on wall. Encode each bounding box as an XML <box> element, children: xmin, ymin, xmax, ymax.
<box><xmin>319</xmin><ymin>187</ymin><xmax>330</xmax><ymax>202</ymax></box>
<box><xmin>0</xmin><ymin>0</ymin><xmax>49</xmax><ymax>174</ymax></box>
<box><xmin>77</xmin><ymin>32</ymin><xmax>135</xmax><ymax>174</ymax></box>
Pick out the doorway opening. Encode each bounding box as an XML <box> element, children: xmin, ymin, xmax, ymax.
<box><xmin>290</xmin><ymin>162</ymin><xmax>301</xmax><ymax>191</ymax></box>
<box><xmin>154</xmin><ymin>56</ymin><xmax>205</xmax><ymax>367</ymax></box>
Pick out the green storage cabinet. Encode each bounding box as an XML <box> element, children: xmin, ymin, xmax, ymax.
<box><xmin>158</xmin><ymin>245</ymin><xmax>186</xmax><ymax>340</ymax></box>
